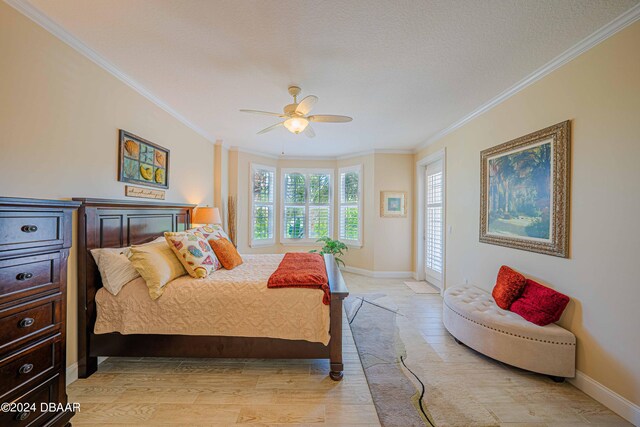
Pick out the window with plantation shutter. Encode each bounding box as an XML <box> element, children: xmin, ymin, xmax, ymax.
<box><xmin>250</xmin><ymin>164</ymin><xmax>275</xmax><ymax>247</ymax></box>
<box><xmin>339</xmin><ymin>165</ymin><xmax>362</xmax><ymax>246</ymax></box>
<box><xmin>281</xmin><ymin>169</ymin><xmax>333</xmax><ymax>243</ymax></box>
<box><xmin>425</xmin><ymin>160</ymin><xmax>443</xmax><ymax>282</ymax></box>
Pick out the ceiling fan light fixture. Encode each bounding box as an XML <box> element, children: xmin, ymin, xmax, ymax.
<box><xmin>284</xmin><ymin>117</ymin><xmax>309</xmax><ymax>134</ymax></box>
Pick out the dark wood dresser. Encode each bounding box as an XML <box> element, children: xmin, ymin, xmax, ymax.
<box><xmin>0</xmin><ymin>197</ymin><xmax>79</xmax><ymax>427</ymax></box>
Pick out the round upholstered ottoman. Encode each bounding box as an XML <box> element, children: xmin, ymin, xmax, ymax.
<box><xmin>443</xmin><ymin>285</ymin><xmax>575</xmax><ymax>378</ymax></box>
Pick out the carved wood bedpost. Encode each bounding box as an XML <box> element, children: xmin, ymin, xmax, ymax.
<box><xmin>325</xmin><ymin>254</ymin><xmax>349</xmax><ymax>381</ymax></box>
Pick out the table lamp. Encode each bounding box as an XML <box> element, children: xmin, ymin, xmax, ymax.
<box><xmin>193</xmin><ymin>206</ymin><xmax>221</xmax><ymax>225</ymax></box>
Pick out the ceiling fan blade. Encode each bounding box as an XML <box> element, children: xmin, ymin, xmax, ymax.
<box><xmin>295</xmin><ymin>95</ymin><xmax>318</xmax><ymax>115</ymax></box>
<box><xmin>240</xmin><ymin>109</ymin><xmax>286</xmax><ymax>118</ymax></box>
<box><xmin>304</xmin><ymin>125</ymin><xmax>316</xmax><ymax>138</ymax></box>
<box><xmin>257</xmin><ymin>122</ymin><xmax>284</xmax><ymax>134</ymax></box>
<box><xmin>308</xmin><ymin>114</ymin><xmax>352</xmax><ymax>123</ymax></box>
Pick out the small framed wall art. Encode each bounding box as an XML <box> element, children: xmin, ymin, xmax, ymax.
<box><xmin>380</xmin><ymin>191</ymin><xmax>407</xmax><ymax>217</ymax></box>
<box><xmin>118</xmin><ymin>130</ymin><xmax>170</xmax><ymax>189</ymax></box>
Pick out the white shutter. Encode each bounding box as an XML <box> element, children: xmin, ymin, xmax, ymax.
<box><xmin>284</xmin><ymin>173</ymin><xmax>306</xmax><ymax>204</ymax></box>
<box><xmin>283</xmin><ymin>173</ymin><xmax>306</xmax><ymax>239</ymax></box>
<box><xmin>281</xmin><ymin>169</ymin><xmax>333</xmax><ymax>243</ymax></box>
<box><xmin>309</xmin><ymin>206</ymin><xmax>330</xmax><ymax>238</ymax></box>
<box><xmin>251</xmin><ymin>164</ymin><xmax>275</xmax><ymax>246</ymax></box>
<box><xmin>308</xmin><ymin>173</ymin><xmax>331</xmax><ymax>239</ymax></box>
<box><xmin>339</xmin><ymin>165</ymin><xmax>362</xmax><ymax>245</ymax></box>
<box><xmin>425</xmin><ymin>161</ymin><xmax>443</xmax><ymax>280</ymax></box>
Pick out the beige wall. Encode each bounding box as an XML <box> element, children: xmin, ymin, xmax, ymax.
<box><xmin>372</xmin><ymin>154</ymin><xmax>414</xmax><ymax>272</ymax></box>
<box><xmin>415</xmin><ymin>22</ymin><xmax>640</xmax><ymax>405</ymax></box>
<box><xmin>0</xmin><ymin>3</ymin><xmax>214</xmax><ymax>368</ymax></box>
<box><xmin>214</xmin><ymin>142</ymin><xmax>229</xmax><ymax>226</ymax></box>
<box><xmin>228</xmin><ymin>150</ymin><xmax>414</xmax><ymax>272</ymax></box>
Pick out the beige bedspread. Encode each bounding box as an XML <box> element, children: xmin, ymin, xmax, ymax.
<box><xmin>94</xmin><ymin>254</ymin><xmax>331</xmax><ymax>345</ymax></box>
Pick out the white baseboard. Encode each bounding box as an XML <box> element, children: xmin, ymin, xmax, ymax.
<box><xmin>340</xmin><ymin>266</ymin><xmax>414</xmax><ymax>279</ymax></box>
<box><xmin>65</xmin><ymin>363</ymin><xmax>77</xmax><ymax>386</ymax></box>
<box><xmin>569</xmin><ymin>370</ymin><xmax>640</xmax><ymax>426</ymax></box>
<box><xmin>66</xmin><ymin>357</ymin><xmax>108</xmax><ymax>386</ymax></box>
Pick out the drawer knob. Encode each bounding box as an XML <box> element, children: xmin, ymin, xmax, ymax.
<box><xmin>19</xmin><ymin>363</ymin><xmax>34</xmax><ymax>375</ymax></box>
<box><xmin>19</xmin><ymin>317</ymin><xmax>35</xmax><ymax>328</ymax></box>
<box><xmin>16</xmin><ymin>272</ymin><xmax>33</xmax><ymax>281</ymax></box>
<box><xmin>15</xmin><ymin>411</ymin><xmax>31</xmax><ymax>421</ymax></box>
<box><xmin>20</xmin><ymin>225</ymin><xmax>38</xmax><ymax>233</ymax></box>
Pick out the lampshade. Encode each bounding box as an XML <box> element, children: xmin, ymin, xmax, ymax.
<box><xmin>193</xmin><ymin>206</ymin><xmax>221</xmax><ymax>225</ymax></box>
<box><xmin>284</xmin><ymin>117</ymin><xmax>309</xmax><ymax>134</ymax></box>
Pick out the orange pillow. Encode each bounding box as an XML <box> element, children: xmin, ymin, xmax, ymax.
<box><xmin>208</xmin><ymin>237</ymin><xmax>243</xmax><ymax>270</ymax></box>
<box><xmin>492</xmin><ymin>265</ymin><xmax>526</xmax><ymax>309</ymax></box>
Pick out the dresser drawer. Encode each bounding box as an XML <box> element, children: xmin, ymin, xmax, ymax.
<box><xmin>0</xmin><ymin>334</ymin><xmax>61</xmax><ymax>400</ymax></box>
<box><xmin>0</xmin><ymin>295</ymin><xmax>61</xmax><ymax>355</ymax></box>
<box><xmin>0</xmin><ymin>374</ymin><xmax>61</xmax><ymax>427</ymax></box>
<box><xmin>0</xmin><ymin>213</ymin><xmax>63</xmax><ymax>252</ymax></box>
<box><xmin>0</xmin><ymin>253</ymin><xmax>60</xmax><ymax>306</ymax></box>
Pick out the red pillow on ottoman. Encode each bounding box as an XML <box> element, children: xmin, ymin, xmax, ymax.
<box><xmin>510</xmin><ymin>279</ymin><xmax>570</xmax><ymax>326</ymax></box>
<box><xmin>492</xmin><ymin>265</ymin><xmax>527</xmax><ymax>309</ymax></box>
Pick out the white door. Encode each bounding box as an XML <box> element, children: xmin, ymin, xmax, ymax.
<box><xmin>424</xmin><ymin>160</ymin><xmax>444</xmax><ymax>288</ymax></box>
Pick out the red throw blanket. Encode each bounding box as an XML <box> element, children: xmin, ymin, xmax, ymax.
<box><xmin>268</xmin><ymin>253</ymin><xmax>330</xmax><ymax>305</ymax></box>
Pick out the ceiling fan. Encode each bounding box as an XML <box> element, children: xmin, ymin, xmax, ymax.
<box><xmin>240</xmin><ymin>86</ymin><xmax>352</xmax><ymax>138</ymax></box>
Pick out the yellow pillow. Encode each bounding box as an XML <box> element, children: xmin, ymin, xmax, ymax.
<box><xmin>164</xmin><ymin>231</ymin><xmax>221</xmax><ymax>278</ymax></box>
<box><xmin>129</xmin><ymin>241</ymin><xmax>187</xmax><ymax>299</ymax></box>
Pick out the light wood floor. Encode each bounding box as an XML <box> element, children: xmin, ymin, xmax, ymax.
<box><xmin>68</xmin><ymin>273</ymin><xmax>632</xmax><ymax>426</ymax></box>
<box><xmin>68</xmin><ymin>298</ymin><xmax>380</xmax><ymax>426</ymax></box>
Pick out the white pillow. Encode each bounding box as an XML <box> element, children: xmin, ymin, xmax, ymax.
<box><xmin>91</xmin><ymin>250</ymin><xmax>140</xmax><ymax>295</ymax></box>
<box><xmin>90</xmin><ymin>237</ymin><xmax>166</xmax><ymax>295</ymax></box>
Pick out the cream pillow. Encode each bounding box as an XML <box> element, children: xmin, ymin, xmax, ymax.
<box><xmin>91</xmin><ymin>248</ymin><xmax>140</xmax><ymax>295</ymax></box>
<box><xmin>164</xmin><ymin>231</ymin><xmax>221</xmax><ymax>278</ymax></box>
<box><xmin>129</xmin><ymin>241</ymin><xmax>187</xmax><ymax>299</ymax></box>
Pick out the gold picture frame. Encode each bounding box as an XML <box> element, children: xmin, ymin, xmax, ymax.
<box><xmin>380</xmin><ymin>191</ymin><xmax>407</xmax><ymax>217</ymax></box>
<box><xmin>480</xmin><ymin>120</ymin><xmax>571</xmax><ymax>257</ymax></box>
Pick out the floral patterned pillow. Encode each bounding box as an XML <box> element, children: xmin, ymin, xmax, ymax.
<box><xmin>189</xmin><ymin>224</ymin><xmax>230</xmax><ymax>242</ymax></box>
<box><xmin>164</xmin><ymin>231</ymin><xmax>221</xmax><ymax>278</ymax></box>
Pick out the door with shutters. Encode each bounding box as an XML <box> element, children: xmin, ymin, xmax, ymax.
<box><xmin>425</xmin><ymin>160</ymin><xmax>444</xmax><ymax>288</ymax></box>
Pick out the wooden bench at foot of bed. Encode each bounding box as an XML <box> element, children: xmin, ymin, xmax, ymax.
<box><xmin>75</xmin><ymin>198</ymin><xmax>349</xmax><ymax>381</ymax></box>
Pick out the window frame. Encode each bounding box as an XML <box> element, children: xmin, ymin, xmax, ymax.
<box><xmin>425</xmin><ymin>160</ymin><xmax>444</xmax><ymax>284</ymax></box>
<box><xmin>250</xmin><ymin>163</ymin><xmax>276</xmax><ymax>248</ymax></box>
<box><xmin>338</xmin><ymin>164</ymin><xmax>363</xmax><ymax>248</ymax></box>
<box><xmin>280</xmin><ymin>168</ymin><xmax>334</xmax><ymax>245</ymax></box>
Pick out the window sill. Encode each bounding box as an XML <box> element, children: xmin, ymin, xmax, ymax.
<box><xmin>250</xmin><ymin>240</ymin><xmax>275</xmax><ymax>248</ymax></box>
<box><xmin>344</xmin><ymin>241</ymin><xmax>362</xmax><ymax>249</ymax></box>
<box><xmin>280</xmin><ymin>240</ymin><xmax>323</xmax><ymax>246</ymax></box>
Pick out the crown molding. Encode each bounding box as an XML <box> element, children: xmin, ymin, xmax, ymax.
<box><xmin>336</xmin><ymin>149</ymin><xmax>414</xmax><ymax>160</ymax></box>
<box><xmin>5</xmin><ymin>0</ymin><xmax>216</xmax><ymax>144</ymax></box>
<box><xmin>8</xmin><ymin>0</ymin><xmax>638</xmax><ymax>157</ymax></box>
<box><xmin>228</xmin><ymin>146</ymin><xmax>280</xmax><ymax>159</ymax></box>
<box><xmin>227</xmin><ymin>146</ymin><xmax>414</xmax><ymax>161</ymax></box>
<box><xmin>279</xmin><ymin>155</ymin><xmax>337</xmax><ymax>161</ymax></box>
<box><xmin>414</xmin><ymin>3</ymin><xmax>640</xmax><ymax>153</ymax></box>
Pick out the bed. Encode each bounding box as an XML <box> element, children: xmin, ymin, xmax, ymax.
<box><xmin>74</xmin><ymin>198</ymin><xmax>349</xmax><ymax>380</ymax></box>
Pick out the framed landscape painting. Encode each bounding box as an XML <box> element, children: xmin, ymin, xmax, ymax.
<box><xmin>118</xmin><ymin>130</ymin><xmax>170</xmax><ymax>189</ymax></box>
<box><xmin>480</xmin><ymin>120</ymin><xmax>570</xmax><ymax>257</ymax></box>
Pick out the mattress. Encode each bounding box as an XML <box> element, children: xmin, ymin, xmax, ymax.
<box><xmin>94</xmin><ymin>254</ymin><xmax>331</xmax><ymax>345</ymax></box>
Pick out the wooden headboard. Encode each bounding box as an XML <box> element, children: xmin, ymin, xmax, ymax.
<box><xmin>73</xmin><ymin>198</ymin><xmax>194</xmax><ymax>374</ymax></box>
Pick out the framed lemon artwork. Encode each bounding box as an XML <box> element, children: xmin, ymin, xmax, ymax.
<box><xmin>118</xmin><ymin>130</ymin><xmax>170</xmax><ymax>189</ymax></box>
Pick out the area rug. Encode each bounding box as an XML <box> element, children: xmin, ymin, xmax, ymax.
<box><xmin>404</xmin><ymin>281</ymin><xmax>440</xmax><ymax>294</ymax></box>
<box><xmin>346</xmin><ymin>294</ymin><xmax>433</xmax><ymax>427</ymax></box>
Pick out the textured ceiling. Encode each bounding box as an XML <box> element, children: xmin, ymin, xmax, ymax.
<box><xmin>25</xmin><ymin>0</ymin><xmax>638</xmax><ymax>156</ymax></box>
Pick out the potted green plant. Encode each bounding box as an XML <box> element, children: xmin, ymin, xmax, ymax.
<box><xmin>310</xmin><ymin>236</ymin><xmax>349</xmax><ymax>267</ymax></box>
